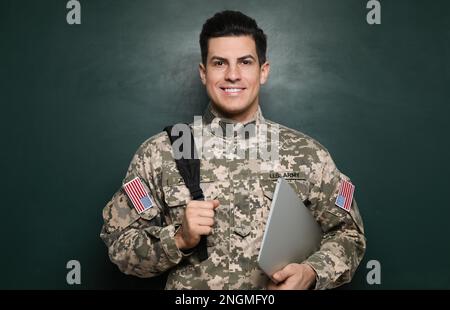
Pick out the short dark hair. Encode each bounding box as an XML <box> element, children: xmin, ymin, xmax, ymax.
<box><xmin>199</xmin><ymin>10</ymin><xmax>267</xmax><ymax>66</ymax></box>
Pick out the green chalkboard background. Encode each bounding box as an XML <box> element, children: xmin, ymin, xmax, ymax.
<box><xmin>1</xmin><ymin>0</ymin><xmax>449</xmax><ymax>289</ymax></box>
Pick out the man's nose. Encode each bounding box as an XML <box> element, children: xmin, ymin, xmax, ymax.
<box><xmin>225</xmin><ymin>64</ymin><xmax>241</xmax><ymax>82</ymax></box>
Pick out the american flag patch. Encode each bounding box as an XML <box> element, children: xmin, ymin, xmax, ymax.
<box><xmin>123</xmin><ymin>177</ymin><xmax>153</xmax><ymax>214</ymax></box>
<box><xmin>335</xmin><ymin>179</ymin><xmax>355</xmax><ymax>212</ymax></box>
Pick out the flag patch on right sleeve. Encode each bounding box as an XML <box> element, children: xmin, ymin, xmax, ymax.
<box><xmin>123</xmin><ymin>177</ymin><xmax>153</xmax><ymax>214</ymax></box>
<box><xmin>335</xmin><ymin>179</ymin><xmax>355</xmax><ymax>212</ymax></box>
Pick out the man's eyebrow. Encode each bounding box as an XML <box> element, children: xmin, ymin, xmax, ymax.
<box><xmin>209</xmin><ymin>56</ymin><xmax>228</xmax><ymax>62</ymax></box>
<box><xmin>237</xmin><ymin>55</ymin><xmax>256</xmax><ymax>61</ymax></box>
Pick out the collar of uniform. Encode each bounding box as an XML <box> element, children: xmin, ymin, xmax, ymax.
<box><xmin>202</xmin><ymin>103</ymin><xmax>266</xmax><ymax>140</ymax></box>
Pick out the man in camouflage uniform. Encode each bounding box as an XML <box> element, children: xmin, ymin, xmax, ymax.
<box><xmin>100</xmin><ymin>10</ymin><xmax>366</xmax><ymax>290</ymax></box>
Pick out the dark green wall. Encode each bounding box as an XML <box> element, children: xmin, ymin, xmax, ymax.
<box><xmin>1</xmin><ymin>0</ymin><xmax>449</xmax><ymax>289</ymax></box>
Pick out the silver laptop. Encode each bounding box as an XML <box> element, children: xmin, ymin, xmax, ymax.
<box><xmin>257</xmin><ymin>177</ymin><xmax>322</xmax><ymax>277</ymax></box>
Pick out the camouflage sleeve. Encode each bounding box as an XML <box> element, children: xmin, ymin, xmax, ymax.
<box><xmin>303</xmin><ymin>152</ymin><xmax>367</xmax><ymax>290</ymax></box>
<box><xmin>100</xmin><ymin>142</ymin><xmax>187</xmax><ymax>278</ymax></box>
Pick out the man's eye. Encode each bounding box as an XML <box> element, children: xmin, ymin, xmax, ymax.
<box><xmin>214</xmin><ymin>61</ymin><xmax>224</xmax><ymax>66</ymax></box>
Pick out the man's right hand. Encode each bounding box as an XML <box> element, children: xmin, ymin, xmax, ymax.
<box><xmin>174</xmin><ymin>199</ymin><xmax>220</xmax><ymax>250</ymax></box>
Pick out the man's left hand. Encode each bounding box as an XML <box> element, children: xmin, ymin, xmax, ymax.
<box><xmin>266</xmin><ymin>263</ymin><xmax>317</xmax><ymax>290</ymax></box>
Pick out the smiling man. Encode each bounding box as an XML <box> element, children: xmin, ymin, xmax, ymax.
<box><xmin>100</xmin><ymin>10</ymin><xmax>366</xmax><ymax>290</ymax></box>
<box><xmin>199</xmin><ymin>34</ymin><xmax>269</xmax><ymax>123</ymax></box>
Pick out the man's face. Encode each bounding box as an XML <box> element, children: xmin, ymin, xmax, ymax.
<box><xmin>199</xmin><ymin>36</ymin><xmax>270</xmax><ymax>122</ymax></box>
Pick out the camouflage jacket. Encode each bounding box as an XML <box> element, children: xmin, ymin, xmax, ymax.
<box><xmin>100</xmin><ymin>105</ymin><xmax>366</xmax><ymax>289</ymax></box>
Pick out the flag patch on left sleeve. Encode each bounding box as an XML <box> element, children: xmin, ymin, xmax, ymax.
<box><xmin>335</xmin><ymin>179</ymin><xmax>355</xmax><ymax>212</ymax></box>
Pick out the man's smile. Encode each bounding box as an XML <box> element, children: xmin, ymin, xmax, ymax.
<box><xmin>220</xmin><ymin>87</ymin><xmax>246</xmax><ymax>96</ymax></box>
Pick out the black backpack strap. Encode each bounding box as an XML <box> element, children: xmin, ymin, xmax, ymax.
<box><xmin>164</xmin><ymin>125</ymin><xmax>208</xmax><ymax>262</ymax></box>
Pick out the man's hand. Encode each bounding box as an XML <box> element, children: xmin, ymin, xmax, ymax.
<box><xmin>267</xmin><ymin>263</ymin><xmax>317</xmax><ymax>290</ymax></box>
<box><xmin>174</xmin><ymin>199</ymin><xmax>220</xmax><ymax>250</ymax></box>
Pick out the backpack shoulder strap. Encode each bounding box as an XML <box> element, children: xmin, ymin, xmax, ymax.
<box><xmin>163</xmin><ymin>124</ymin><xmax>204</xmax><ymax>200</ymax></box>
<box><xmin>163</xmin><ymin>125</ymin><xmax>207</xmax><ymax>261</ymax></box>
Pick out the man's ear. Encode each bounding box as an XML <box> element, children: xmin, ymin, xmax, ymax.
<box><xmin>199</xmin><ymin>63</ymin><xmax>207</xmax><ymax>85</ymax></box>
<box><xmin>260</xmin><ymin>61</ymin><xmax>270</xmax><ymax>85</ymax></box>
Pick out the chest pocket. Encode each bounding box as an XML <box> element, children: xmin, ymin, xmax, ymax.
<box><xmin>259</xmin><ymin>177</ymin><xmax>311</xmax><ymax>205</ymax></box>
<box><xmin>161</xmin><ymin>175</ymin><xmax>222</xmax><ymax>225</ymax></box>
<box><xmin>255</xmin><ymin>176</ymin><xmax>311</xmax><ymax>235</ymax></box>
<box><xmin>162</xmin><ymin>183</ymin><xmax>191</xmax><ymax>224</ymax></box>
